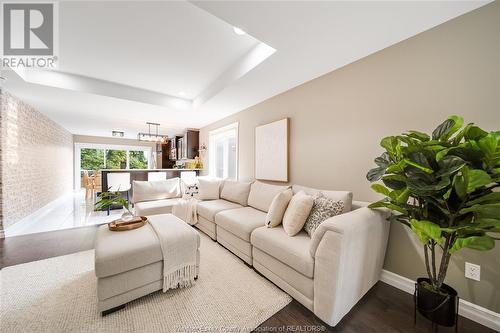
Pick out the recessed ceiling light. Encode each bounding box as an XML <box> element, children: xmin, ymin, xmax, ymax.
<box><xmin>233</xmin><ymin>27</ymin><xmax>246</xmax><ymax>36</ymax></box>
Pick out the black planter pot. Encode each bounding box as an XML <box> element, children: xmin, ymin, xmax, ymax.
<box><xmin>415</xmin><ymin>278</ymin><xmax>458</xmax><ymax>327</ymax></box>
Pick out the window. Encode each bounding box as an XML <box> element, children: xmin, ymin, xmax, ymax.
<box><xmin>105</xmin><ymin>150</ymin><xmax>127</xmax><ymax>169</ymax></box>
<box><xmin>80</xmin><ymin>148</ymin><xmax>105</xmax><ymax>170</ymax></box>
<box><xmin>209</xmin><ymin>123</ymin><xmax>238</xmax><ymax>179</ymax></box>
<box><xmin>75</xmin><ymin>143</ymin><xmax>152</xmax><ymax>189</ymax></box>
<box><xmin>129</xmin><ymin>150</ymin><xmax>149</xmax><ymax>169</ymax></box>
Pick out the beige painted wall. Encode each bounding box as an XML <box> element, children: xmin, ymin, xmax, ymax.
<box><xmin>0</xmin><ymin>91</ymin><xmax>74</xmax><ymax>233</ymax></box>
<box><xmin>200</xmin><ymin>2</ymin><xmax>500</xmax><ymax>312</ymax></box>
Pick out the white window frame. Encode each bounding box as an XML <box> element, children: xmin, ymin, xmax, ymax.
<box><xmin>208</xmin><ymin>122</ymin><xmax>239</xmax><ymax>180</ymax></box>
<box><xmin>74</xmin><ymin>143</ymin><xmax>152</xmax><ymax>189</ymax></box>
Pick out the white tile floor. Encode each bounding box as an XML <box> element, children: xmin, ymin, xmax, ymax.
<box><xmin>5</xmin><ymin>189</ymin><xmax>123</xmax><ymax>237</ymax></box>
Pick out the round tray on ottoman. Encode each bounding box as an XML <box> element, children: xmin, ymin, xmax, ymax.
<box><xmin>108</xmin><ymin>216</ymin><xmax>147</xmax><ymax>231</ymax></box>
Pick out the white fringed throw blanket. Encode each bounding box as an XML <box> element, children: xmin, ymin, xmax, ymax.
<box><xmin>172</xmin><ymin>197</ymin><xmax>198</xmax><ymax>225</ymax></box>
<box><xmin>148</xmin><ymin>215</ymin><xmax>198</xmax><ymax>292</ymax></box>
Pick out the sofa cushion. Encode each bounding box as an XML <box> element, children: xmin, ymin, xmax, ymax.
<box><xmin>133</xmin><ymin>178</ymin><xmax>180</xmax><ymax>203</ymax></box>
<box><xmin>251</xmin><ymin>226</ymin><xmax>314</xmax><ymax>278</ymax></box>
<box><xmin>283</xmin><ymin>191</ymin><xmax>314</xmax><ymax>236</ymax></box>
<box><xmin>253</xmin><ymin>248</ymin><xmax>314</xmax><ymax>300</ymax></box>
<box><xmin>135</xmin><ymin>198</ymin><xmax>182</xmax><ymax>216</ymax></box>
<box><xmin>198</xmin><ymin>178</ymin><xmax>221</xmax><ymax>200</ymax></box>
<box><xmin>215</xmin><ymin>207</ymin><xmax>266</xmax><ymax>242</ymax></box>
<box><xmin>248</xmin><ymin>181</ymin><xmax>290</xmax><ymax>212</ymax></box>
<box><xmin>266</xmin><ymin>189</ymin><xmax>293</xmax><ymax>228</ymax></box>
<box><xmin>197</xmin><ymin>199</ymin><xmax>242</xmax><ymax>222</ymax></box>
<box><xmin>221</xmin><ymin>180</ymin><xmax>252</xmax><ymax>206</ymax></box>
<box><xmin>292</xmin><ymin>185</ymin><xmax>353</xmax><ymax>213</ymax></box>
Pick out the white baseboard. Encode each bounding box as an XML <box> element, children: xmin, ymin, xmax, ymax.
<box><xmin>380</xmin><ymin>270</ymin><xmax>500</xmax><ymax>331</ymax></box>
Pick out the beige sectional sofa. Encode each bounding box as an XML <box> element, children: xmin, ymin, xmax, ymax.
<box><xmin>132</xmin><ymin>177</ymin><xmax>390</xmax><ymax>327</ymax></box>
<box><xmin>193</xmin><ymin>180</ymin><xmax>390</xmax><ymax>327</ymax></box>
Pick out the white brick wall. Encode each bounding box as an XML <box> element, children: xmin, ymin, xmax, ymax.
<box><xmin>0</xmin><ymin>90</ymin><xmax>73</xmax><ymax>235</ymax></box>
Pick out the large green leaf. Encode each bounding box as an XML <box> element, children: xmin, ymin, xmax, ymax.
<box><xmin>450</xmin><ymin>235</ymin><xmax>495</xmax><ymax>254</ymax></box>
<box><xmin>367</xmin><ymin>167</ymin><xmax>386</xmax><ymax>182</ymax></box>
<box><xmin>387</xmin><ymin>160</ymin><xmax>407</xmax><ymax>173</ymax></box>
<box><xmin>435</xmin><ymin>148</ymin><xmax>450</xmax><ymax>162</ymax></box>
<box><xmin>371</xmin><ymin>184</ymin><xmax>391</xmax><ymax>197</ymax></box>
<box><xmin>411</xmin><ymin>219</ymin><xmax>443</xmax><ymax>245</ymax></box>
<box><xmin>460</xmin><ymin>203</ymin><xmax>500</xmax><ymax>219</ymax></box>
<box><xmin>436</xmin><ymin>156</ymin><xmax>466</xmax><ymax>177</ymax></box>
<box><xmin>473</xmin><ymin>218</ymin><xmax>500</xmax><ymax>232</ymax></box>
<box><xmin>406</xmin><ymin>130</ymin><xmax>430</xmax><ymax>142</ymax></box>
<box><xmin>408</xmin><ymin>177</ymin><xmax>450</xmax><ymax>195</ymax></box>
<box><xmin>453</xmin><ymin>169</ymin><xmax>468</xmax><ymax>199</ymax></box>
<box><xmin>466</xmin><ymin>169</ymin><xmax>492</xmax><ymax>193</ymax></box>
<box><xmin>432</xmin><ymin>115</ymin><xmax>464</xmax><ymax>141</ymax></box>
<box><xmin>465</xmin><ymin>126</ymin><xmax>488</xmax><ymax>141</ymax></box>
<box><xmin>382</xmin><ymin>175</ymin><xmax>407</xmax><ymax>190</ymax></box>
<box><xmin>404</xmin><ymin>159</ymin><xmax>434</xmax><ymax>174</ymax></box>
<box><xmin>478</xmin><ymin>134</ymin><xmax>500</xmax><ymax>169</ymax></box>
<box><xmin>392</xmin><ymin>188</ymin><xmax>411</xmax><ymax>204</ymax></box>
<box><xmin>374</xmin><ymin>152</ymin><xmax>391</xmax><ymax>168</ymax></box>
<box><xmin>381</xmin><ymin>136</ymin><xmax>401</xmax><ymax>159</ymax></box>
<box><xmin>368</xmin><ymin>200</ymin><xmax>408</xmax><ymax>214</ymax></box>
<box><xmin>466</xmin><ymin>192</ymin><xmax>500</xmax><ymax>206</ymax></box>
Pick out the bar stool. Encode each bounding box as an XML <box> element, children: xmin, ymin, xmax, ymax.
<box><xmin>106</xmin><ymin>172</ymin><xmax>131</xmax><ymax>215</ymax></box>
<box><xmin>148</xmin><ymin>172</ymin><xmax>167</xmax><ymax>181</ymax></box>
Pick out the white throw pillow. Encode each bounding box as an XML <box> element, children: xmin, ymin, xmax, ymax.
<box><xmin>282</xmin><ymin>191</ymin><xmax>314</xmax><ymax>236</ymax></box>
<box><xmin>133</xmin><ymin>178</ymin><xmax>181</xmax><ymax>203</ymax></box>
<box><xmin>220</xmin><ymin>180</ymin><xmax>252</xmax><ymax>206</ymax></box>
<box><xmin>265</xmin><ymin>189</ymin><xmax>293</xmax><ymax>228</ymax></box>
<box><xmin>198</xmin><ymin>178</ymin><xmax>221</xmax><ymax>200</ymax></box>
<box><xmin>248</xmin><ymin>181</ymin><xmax>290</xmax><ymax>212</ymax></box>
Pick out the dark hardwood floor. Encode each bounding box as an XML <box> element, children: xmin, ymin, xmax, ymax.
<box><xmin>0</xmin><ymin>226</ymin><xmax>495</xmax><ymax>333</ymax></box>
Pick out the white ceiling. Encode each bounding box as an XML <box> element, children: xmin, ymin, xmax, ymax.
<box><xmin>58</xmin><ymin>1</ymin><xmax>259</xmax><ymax>99</ymax></box>
<box><xmin>1</xmin><ymin>0</ymin><xmax>491</xmax><ymax>138</ymax></box>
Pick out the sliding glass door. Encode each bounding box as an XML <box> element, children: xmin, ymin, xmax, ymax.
<box><xmin>75</xmin><ymin>143</ymin><xmax>152</xmax><ymax>189</ymax></box>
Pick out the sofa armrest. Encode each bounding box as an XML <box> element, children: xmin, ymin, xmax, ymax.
<box><xmin>311</xmin><ymin>205</ymin><xmax>390</xmax><ymax>326</ymax></box>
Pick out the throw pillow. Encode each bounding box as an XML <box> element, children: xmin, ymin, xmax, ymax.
<box><xmin>304</xmin><ymin>192</ymin><xmax>345</xmax><ymax>237</ymax></box>
<box><xmin>265</xmin><ymin>189</ymin><xmax>293</xmax><ymax>228</ymax></box>
<box><xmin>282</xmin><ymin>191</ymin><xmax>314</xmax><ymax>236</ymax></box>
<box><xmin>220</xmin><ymin>180</ymin><xmax>252</xmax><ymax>206</ymax></box>
<box><xmin>133</xmin><ymin>178</ymin><xmax>180</xmax><ymax>203</ymax></box>
<box><xmin>197</xmin><ymin>178</ymin><xmax>221</xmax><ymax>200</ymax></box>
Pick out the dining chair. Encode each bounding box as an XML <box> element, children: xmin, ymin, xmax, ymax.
<box><xmin>106</xmin><ymin>172</ymin><xmax>131</xmax><ymax>215</ymax></box>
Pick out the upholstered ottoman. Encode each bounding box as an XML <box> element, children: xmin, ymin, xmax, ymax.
<box><xmin>94</xmin><ymin>214</ymin><xmax>200</xmax><ymax>315</ymax></box>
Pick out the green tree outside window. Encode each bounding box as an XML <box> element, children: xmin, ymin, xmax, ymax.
<box><xmin>106</xmin><ymin>150</ymin><xmax>127</xmax><ymax>169</ymax></box>
<box><xmin>129</xmin><ymin>151</ymin><xmax>148</xmax><ymax>169</ymax></box>
<box><xmin>80</xmin><ymin>148</ymin><xmax>105</xmax><ymax>170</ymax></box>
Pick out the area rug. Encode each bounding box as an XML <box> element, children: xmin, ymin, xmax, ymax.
<box><xmin>0</xmin><ymin>233</ymin><xmax>292</xmax><ymax>332</ymax></box>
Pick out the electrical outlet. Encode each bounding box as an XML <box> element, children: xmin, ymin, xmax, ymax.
<box><xmin>465</xmin><ymin>262</ymin><xmax>480</xmax><ymax>281</ymax></box>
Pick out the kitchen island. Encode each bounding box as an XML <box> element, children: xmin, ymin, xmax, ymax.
<box><xmin>100</xmin><ymin>169</ymin><xmax>202</xmax><ymax>193</ymax></box>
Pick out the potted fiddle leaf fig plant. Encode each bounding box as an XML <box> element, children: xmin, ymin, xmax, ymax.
<box><xmin>366</xmin><ymin>115</ymin><xmax>500</xmax><ymax>327</ymax></box>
